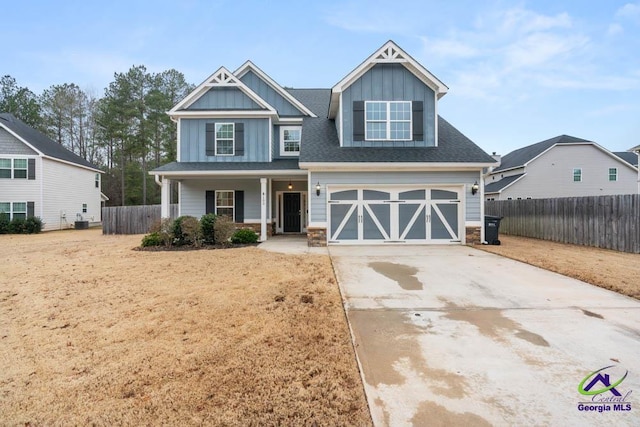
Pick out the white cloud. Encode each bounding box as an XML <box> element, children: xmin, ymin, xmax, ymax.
<box><xmin>421</xmin><ymin>36</ymin><xmax>480</xmax><ymax>59</ymax></box>
<box><xmin>616</xmin><ymin>2</ymin><xmax>640</xmax><ymax>21</ymax></box>
<box><xmin>608</xmin><ymin>23</ymin><xmax>624</xmax><ymax>35</ymax></box>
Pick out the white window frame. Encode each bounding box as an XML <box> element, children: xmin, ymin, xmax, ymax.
<box><xmin>573</xmin><ymin>168</ymin><xmax>582</xmax><ymax>182</ymax></box>
<box><xmin>364</xmin><ymin>101</ymin><xmax>412</xmax><ymax>141</ymax></box>
<box><xmin>215</xmin><ymin>190</ymin><xmax>235</xmax><ymax>219</ymax></box>
<box><xmin>82</xmin><ymin>203</ymin><xmax>87</xmax><ymax>213</ymax></box>
<box><xmin>279</xmin><ymin>126</ymin><xmax>302</xmax><ymax>156</ymax></box>
<box><xmin>215</xmin><ymin>123</ymin><xmax>235</xmax><ymax>156</ymax></box>
<box><xmin>1</xmin><ymin>201</ymin><xmax>27</xmax><ymax>220</ymax></box>
<box><xmin>13</xmin><ymin>159</ymin><xmax>27</xmax><ymax>179</ymax></box>
<box><xmin>608</xmin><ymin>167</ymin><xmax>618</xmax><ymax>182</ymax></box>
<box><xmin>0</xmin><ymin>158</ymin><xmax>11</xmax><ymax>179</ymax></box>
<box><xmin>0</xmin><ymin>202</ymin><xmax>10</xmax><ymax>220</ymax></box>
<box><xmin>95</xmin><ymin>173</ymin><xmax>100</xmax><ymax>188</ymax></box>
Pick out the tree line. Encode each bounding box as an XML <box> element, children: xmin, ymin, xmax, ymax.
<box><xmin>0</xmin><ymin>68</ymin><xmax>194</xmax><ymax>206</ymax></box>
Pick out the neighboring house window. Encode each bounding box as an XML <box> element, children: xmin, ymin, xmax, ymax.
<box><xmin>215</xmin><ymin>123</ymin><xmax>234</xmax><ymax>155</ymax></box>
<box><xmin>573</xmin><ymin>168</ymin><xmax>582</xmax><ymax>182</ymax></box>
<box><xmin>608</xmin><ymin>168</ymin><xmax>618</xmax><ymax>181</ymax></box>
<box><xmin>0</xmin><ymin>202</ymin><xmax>9</xmax><ymax>220</ymax></box>
<box><xmin>12</xmin><ymin>202</ymin><xmax>27</xmax><ymax>220</ymax></box>
<box><xmin>280</xmin><ymin>126</ymin><xmax>301</xmax><ymax>156</ymax></box>
<box><xmin>365</xmin><ymin>101</ymin><xmax>412</xmax><ymax>141</ymax></box>
<box><xmin>215</xmin><ymin>190</ymin><xmax>234</xmax><ymax>218</ymax></box>
<box><xmin>13</xmin><ymin>159</ymin><xmax>27</xmax><ymax>179</ymax></box>
<box><xmin>95</xmin><ymin>174</ymin><xmax>100</xmax><ymax>188</ymax></box>
<box><xmin>82</xmin><ymin>203</ymin><xmax>87</xmax><ymax>213</ymax></box>
<box><xmin>0</xmin><ymin>159</ymin><xmax>10</xmax><ymax>178</ymax></box>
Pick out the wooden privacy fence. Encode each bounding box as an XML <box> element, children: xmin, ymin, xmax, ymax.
<box><xmin>485</xmin><ymin>194</ymin><xmax>640</xmax><ymax>253</ymax></box>
<box><xmin>102</xmin><ymin>204</ymin><xmax>178</xmax><ymax>235</ymax></box>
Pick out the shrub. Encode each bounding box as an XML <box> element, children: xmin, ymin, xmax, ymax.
<box><xmin>213</xmin><ymin>216</ymin><xmax>235</xmax><ymax>244</ymax></box>
<box><xmin>180</xmin><ymin>216</ymin><xmax>202</xmax><ymax>247</ymax></box>
<box><xmin>8</xmin><ymin>217</ymin><xmax>25</xmax><ymax>234</ymax></box>
<box><xmin>148</xmin><ymin>218</ymin><xmax>173</xmax><ymax>247</ymax></box>
<box><xmin>23</xmin><ymin>217</ymin><xmax>43</xmax><ymax>234</ymax></box>
<box><xmin>0</xmin><ymin>215</ymin><xmax>9</xmax><ymax>234</ymax></box>
<box><xmin>141</xmin><ymin>232</ymin><xmax>164</xmax><ymax>247</ymax></box>
<box><xmin>200</xmin><ymin>213</ymin><xmax>217</xmax><ymax>244</ymax></box>
<box><xmin>231</xmin><ymin>229</ymin><xmax>259</xmax><ymax>244</ymax></box>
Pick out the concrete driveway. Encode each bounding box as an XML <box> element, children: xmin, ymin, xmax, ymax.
<box><xmin>330</xmin><ymin>245</ymin><xmax>640</xmax><ymax>426</ymax></box>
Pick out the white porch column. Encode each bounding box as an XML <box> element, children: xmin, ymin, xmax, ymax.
<box><xmin>161</xmin><ymin>178</ymin><xmax>171</xmax><ymax>218</ymax></box>
<box><xmin>260</xmin><ymin>177</ymin><xmax>267</xmax><ymax>241</ymax></box>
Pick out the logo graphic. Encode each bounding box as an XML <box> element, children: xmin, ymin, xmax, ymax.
<box><xmin>577</xmin><ymin>365</ymin><xmax>633</xmax><ymax>413</ymax></box>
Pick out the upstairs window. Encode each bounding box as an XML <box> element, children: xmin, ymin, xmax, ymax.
<box><xmin>215</xmin><ymin>190</ymin><xmax>234</xmax><ymax>218</ymax></box>
<box><xmin>280</xmin><ymin>126</ymin><xmax>301</xmax><ymax>156</ymax></box>
<box><xmin>608</xmin><ymin>168</ymin><xmax>618</xmax><ymax>181</ymax></box>
<box><xmin>0</xmin><ymin>159</ymin><xmax>10</xmax><ymax>178</ymax></box>
<box><xmin>365</xmin><ymin>101</ymin><xmax>411</xmax><ymax>141</ymax></box>
<box><xmin>13</xmin><ymin>159</ymin><xmax>27</xmax><ymax>179</ymax></box>
<box><xmin>215</xmin><ymin>123</ymin><xmax>234</xmax><ymax>156</ymax></box>
<box><xmin>95</xmin><ymin>173</ymin><xmax>100</xmax><ymax>188</ymax></box>
<box><xmin>573</xmin><ymin>168</ymin><xmax>582</xmax><ymax>182</ymax></box>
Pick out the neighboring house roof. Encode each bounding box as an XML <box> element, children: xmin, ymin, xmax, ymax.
<box><xmin>0</xmin><ymin>113</ymin><xmax>101</xmax><ymax>171</ymax></box>
<box><xmin>613</xmin><ymin>151</ymin><xmax>639</xmax><ymax>167</ymax></box>
<box><xmin>485</xmin><ymin>173</ymin><xmax>525</xmax><ymax>194</ymax></box>
<box><xmin>153</xmin><ymin>159</ymin><xmax>302</xmax><ymax>174</ymax></box>
<box><xmin>286</xmin><ymin>89</ymin><xmax>495</xmax><ymax>165</ymax></box>
<box><xmin>493</xmin><ymin>135</ymin><xmax>592</xmax><ymax>172</ymax></box>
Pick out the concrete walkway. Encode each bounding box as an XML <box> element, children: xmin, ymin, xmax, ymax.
<box><xmin>330</xmin><ymin>245</ymin><xmax>640</xmax><ymax>426</ymax></box>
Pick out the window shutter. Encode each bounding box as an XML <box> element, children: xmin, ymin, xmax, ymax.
<box><xmin>353</xmin><ymin>101</ymin><xmax>365</xmax><ymax>141</ymax></box>
<box><xmin>205</xmin><ymin>123</ymin><xmax>215</xmax><ymax>156</ymax></box>
<box><xmin>234</xmin><ymin>190</ymin><xmax>244</xmax><ymax>223</ymax></box>
<box><xmin>205</xmin><ymin>191</ymin><xmax>215</xmax><ymax>214</ymax></box>
<box><xmin>412</xmin><ymin>101</ymin><xmax>424</xmax><ymax>141</ymax></box>
<box><xmin>28</xmin><ymin>159</ymin><xmax>36</xmax><ymax>180</ymax></box>
<box><xmin>27</xmin><ymin>201</ymin><xmax>34</xmax><ymax>217</ymax></box>
<box><xmin>235</xmin><ymin>123</ymin><xmax>244</xmax><ymax>156</ymax></box>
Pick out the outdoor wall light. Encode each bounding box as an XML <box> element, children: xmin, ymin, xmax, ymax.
<box><xmin>287</xmin><ymin>181</ymin><xmax>293</xmax><ymax>190</ymax></box>
<box><xmin>315</xmin><ymin>182</ymin><xmax>321</xmax><ymax>196</ymax></box>
<box><xmin>471</xmin><ymin>181</ymin><xmax>479</xmax><ymax>195</ymax></box>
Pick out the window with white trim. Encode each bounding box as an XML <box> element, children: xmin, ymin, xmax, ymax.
<box><xmin>608</xmin><ymin>168</ymin><xmax>617</xmax><ymax>181</ymax></box>
<box><xmin>215</xmin><ymin>123</ymin><xmax>234</xmax><ymax>156</ymax></box>
<box><xmin>0</xmin><ymin>159</ymin><xmax>10</xmax><ymax>178</ymax></box>
<box><xmin>0</xmin><ymin>202</ymin><xmax>9</xmax><ymax>220</ymax></box>
<box><xmin>95</xmin><ymin>173</ymin><xmax>100</xmax><ymax>188</ymax></box>
<box><xmin>82</xmin><ymin>203</ymin><xmax>87</xmax><ymax>213</ymax></box>
<box><xmin>215</xmin><ymin>190</ymin><xmax>234</xmax><ymax>218</ymax></box>
<box><xmin>280</xmin><ymin>126</ymin><xmax>301</xmax><ymax>156</ymax></box>
<box><xmin>365</xmin><ymin>101</ymin><xmax>411</xmax><ymax>141</ymax></box>
<box><xmin>11</xmin><ymin>202</ymin><xmax>27</xmax><ymax>220</ymax></box>
<box><xmin>573</xmin><ymin>168</ymin><xmax>582</xmax><ymax>182</ymax></box>
<box><xmin>13</xmin><ymin>159</ymin><xmax>27</xmax><ymax>179</ymax></box>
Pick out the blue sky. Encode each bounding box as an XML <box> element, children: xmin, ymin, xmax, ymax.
<box><xmin>2</xmin><ymin>0</ymin><xmax>639</xmax><ymax>155</ymax></box>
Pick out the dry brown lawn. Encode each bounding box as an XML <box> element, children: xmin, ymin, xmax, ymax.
<box><xmin>0</xmin><ymin>229</ymin><xmax>371</xmax><ymax>426</ymax></box>
<box><xmin>477</xmin><ymin>235</ymin><xmax>640</xmax><ymax>299</ymax></box>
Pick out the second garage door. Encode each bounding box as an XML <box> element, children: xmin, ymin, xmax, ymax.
<box><xmin>328</xmin><ymin>186</ymin><xmax>463</xmax><ymax>244</ymax></box>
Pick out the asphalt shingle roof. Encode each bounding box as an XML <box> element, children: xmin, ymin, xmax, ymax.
<box><xmin>494</xmin><ymin>135</ymin><xmax>592</xmax><ymax>172</ymax></box>
<box><xmin>485</xmin><ymin>173</ymin><xmax>525</xmax><ymax>193</ymax></box>
<box><xmin>0</xmin><ymin>113</ymin><xmax>100</xmax><ymax>170</ymax></box>
<box><xmin>287</xmin><ymin>88</ymin><xmax>495</xmax><ymax>164</ymax></box>
<box><xmin>613</xmin><ymin>151</ymin><xmax>639</xmax><ymax>167</ymax></box>
<box><xmin>153</xmin><ymin>159</ymin><xmax>300</xmax><ymax>172</ymax></box>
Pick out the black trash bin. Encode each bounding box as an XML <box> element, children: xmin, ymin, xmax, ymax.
<box><xmin>484</xmin><ymin>215</ymin><xmax>503</xmax><ymax>245</ymax></box>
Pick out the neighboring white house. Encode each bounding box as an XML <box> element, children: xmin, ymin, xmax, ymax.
<box><xmin>485</xmin><ymin>135</ymin><xmax>638</xmax><ymax>200</ymax></box>
<box><xmin>0</xmin><ymin>113</ymin><xmax>104</xmax><ymax>231</ymax></box>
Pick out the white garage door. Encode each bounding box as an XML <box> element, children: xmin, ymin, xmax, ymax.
<box><xmin>328</xmin><ymin>187</ymin><xmax>462</xmax><ymax>244</ymax></box>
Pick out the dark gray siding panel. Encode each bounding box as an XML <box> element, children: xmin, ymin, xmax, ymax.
<box><xmin>180</xmin><ymin>118</ymin><xmax>270</xmax><ymax>162</ymax></box>
<box><xmin>341</xmin><ymin>63</ymin><xmax>435</xmax><ymax>147</ymax></box>
<box><xmin>240</xmin><ymin>70</ymin><xmax>303</xmax><ymax>116</ymax></box>
<box><xmin>27</xmin><ymin>158</ymin><xmax>36</xmax><ymax>180</ymax></box>
<box><xmin>0</xmin><ymin>128</ymin><xmax>37</xmax><ymax>154</ymax></box>
<box><xmin>187</xmin><ymin>87</ymin><xmax>262</xmax><ymax>110</ymax></box>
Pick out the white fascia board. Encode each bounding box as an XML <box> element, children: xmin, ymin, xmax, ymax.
<box><xmin>168</xmin><ymin>110</ymin><xmax>278</xmax><ymax>119</ymax></box>
<box><xmin>274</xmin><ymin>117</ymin><xmax>304</xmax><ymax>125</ymax></box>
<box><xmin>42</xmin><ymin>155</ymin><xmax>103</xmax><ymax>173</ymax></box>
<box><xmin>169</xmin><ymin>67</ymin><xmax>227</xmax><ymax>112</ymax></box>
<box><xmin>299</xmin><ymin>162</ymin><xmax>496</xmax><ymax>171</ymax></box>
<box><xmin>234</xmin><ymin>61</ymin><xmax>317</xmax><ymax>117</ymax></box>
<box><xmin>0</xmin><ymin>123</ymin><xmax>44</xmax><ymax>156</ymax></box>
<box><xmin>148</xmin><ymin>169</ymin><xmax>307</xmax><ymax>177</ymax></box>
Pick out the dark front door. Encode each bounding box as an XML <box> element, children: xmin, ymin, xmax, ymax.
<box><xmin>283</xmin><ymin>193</ymin><xmax>301</xmax><ymax>232</ymax></box>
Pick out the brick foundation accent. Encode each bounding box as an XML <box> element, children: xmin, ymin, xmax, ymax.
<box><xmin>236</xmin><ymin>222</ymin><xmax>273</xmax><ymax>237</ymax></box>
<box><xmin>307</xmin><ymin>227</ymin><xmax>327</xmax><ymax>247</ymax></box>
<box><xmin>465</xmin><ymin>226</ymin><xmax>481</xmax><ymax>245</ymax></box>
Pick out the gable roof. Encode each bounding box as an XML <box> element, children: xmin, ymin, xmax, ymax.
<box><xmin>0</xmin><ymin>113</ymin><xmax>101</xmax><ymax>171</ymax></box>
<box><xmin>485</xmin><ymin>173</ymin><xmax>525</xmax><ymax>194</ymax></box>
<box><xmin>234</xmin><ymin>61</ymin><xmax>316</xmax><ymax>117</ymax></box>
<box><xmin>169</xmin><ymin>66</ymin><xmax>277</xmax><ymax>117</ymax></box>
<box><xmin>289</xmin><ymin>89</ymin><xmax>495</xmax><ymax>165</ymax></box>
<box><xmin>328</xmin><ymin>40</ymin><xmax>448</xmax><ymax>118</ymax></box>
<box><xmin>613</xmin><ymin>151</ymin><xmax>639</xmax><ymax>167</ymax></box>
<box><xmin>493</xmin><ymin>135</ymin><xmax>592</xmax><ymax>172</ymax></box>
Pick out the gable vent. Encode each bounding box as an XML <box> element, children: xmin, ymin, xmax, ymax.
<box><xmin>212</xmin><ymin>70</ymin><xmax>237</xmax><ymax>84</ymax></box>
<box><xmin>376</xmin><ymin>46</ymin><xmax>405</xmax><ymax>61</ymax></box>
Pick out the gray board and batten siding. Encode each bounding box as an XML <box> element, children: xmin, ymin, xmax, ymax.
<box><xmin>0</xmin><ymin>128</ymin><xmax>37</xmax><ymax>154</ymax></box>
<box><xmin>187</xmin><ymin>87</ymin><xmax>262</xmax><ymax>110</ymax></box>
<box><xmin>240</xmin><ymin>70</ymin><xmax>305</xmax><ymax>117</ymax></box>
<box><xmin>485</xmin><ymin>195</ymin><xmax>640</xmax><ymax>254</ymax></box>
<box><xmin>341</xmin><ymin>63</ymin><xmax>436</xmax><ymax>147</ymax></box>
<box><xmin>310</xmin><ymin>171</ymin><xmax>481</xmax><ymax>223</ymax></box>
<box><xmin>180</xmin><ymin>179</ymin><xmax>262</xmax><ymax>220</ymax></box>
<box><xmin>180</xmin><ymin>118</ymin><xmax>270</xmax><ymax>162</ymax></box>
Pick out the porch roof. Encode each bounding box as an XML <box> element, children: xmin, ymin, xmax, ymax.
<box><xmin>151</xmin><ymin>159</ymin><xmax>300</xmax><ymax>173</ymax></box>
